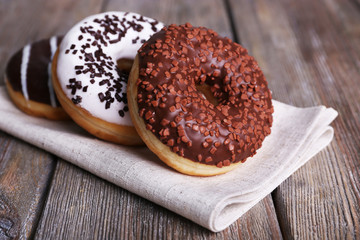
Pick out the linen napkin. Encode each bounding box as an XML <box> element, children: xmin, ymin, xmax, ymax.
<box><xmin>0</xmin><ymin>86</ymin><xmax>337</xmax><ymax>232</ymax></box>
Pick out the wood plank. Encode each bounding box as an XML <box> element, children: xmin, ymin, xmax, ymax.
<box><xmin>104</xmin><ymin>0</ymin><xmax>233</xmax><ymax>39</ymax></box>
<box><xmin>34</xmin><ymin>0</ymin><xmax>283</xmax><ymax>238</ymax></box>
<box><xmin>0</xmin><ymin>0</ymin><xmax>104</xmax><ymax>239</ymax></box>
<box><xmin>229</xmin><ymin>0</ymin><xmax>360</xmax><ymax>238</ymax></box>
<box><xmin>0</xmin><ymin>0</ymin><xmax>104</xmax><ymax>85</ymax></box>
<box><xmin>0</xmin><ymin>132</ymin><xmax>55</xmax><ymax>239</ymax></box>
<box><xmin>35</xmin><ymin>161</ymin><xmax>282</xmax><ymax>239</ymax></box>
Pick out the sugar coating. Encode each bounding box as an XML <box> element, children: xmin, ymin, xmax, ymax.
<box><xmin>57</xmin><ymin>12</ymin><xmax>164</xmax><ymax>125</ymax></box>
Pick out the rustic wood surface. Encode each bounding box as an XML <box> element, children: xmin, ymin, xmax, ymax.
<box><xmin>35</xmin><ymin>161</ymin><xmax>282</xmax><ymax>239</ymax></box>
<box><xmin>0</xmin><ymin>0</ymin><xmax>359</xmax><ymax>239</ymax></box>
<box><xmin>229</xmin><ymin>0</ymin><xmax>360</xmax><ymax>238</ymax></box>
<box><xmin>0</xmin><ymin>132</ymin><xmax>55</xmax><ymax>239</ymax></box>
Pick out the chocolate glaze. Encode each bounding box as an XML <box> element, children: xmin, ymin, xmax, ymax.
<box><xmin>137</xmin><ymin>23</ymin><xmax>274</xmax><ymax>167</ymax></box>
<box><xmin>5</xmin><ymin>37</ymin><xmax>63</xmax><ymax>106</ymax></box>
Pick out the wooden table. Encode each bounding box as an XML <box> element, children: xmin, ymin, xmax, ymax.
<box><xmin>0</xmin><ymin>0</ymin><xmax>359</xmax><ymax>239</ymax></box>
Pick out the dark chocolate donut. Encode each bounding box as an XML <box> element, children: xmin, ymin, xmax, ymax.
<box><xmin>5</xmin><ymin>36</ymin><xmax>68</xmax><ymax>120</ymax></box>
<box><xmin>6</xmin><ymin>36</ymin><xmax>62</xmax><ymax>107</ymax></box>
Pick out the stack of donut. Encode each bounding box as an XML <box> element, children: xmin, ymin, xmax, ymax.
<box><xmin>5</xmin><ymin>12</ymin><xmax>273</xmax><ymax>176</ymax></box>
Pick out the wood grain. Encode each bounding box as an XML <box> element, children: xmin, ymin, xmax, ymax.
<box><xmin>229</xmin><ymin>0</ymin><xmax>360</xmax><ymax>238</ymax></box>
<box><xmin>104</xmin><ymin>0</ymin><xmax>233</xmax><ymax>39</ymax></box>
<box><xmin>34</xmin><ymin>0</ymin><xmax>283</xmax><ymax>238</ymax></box>
<box><xmin>35</xmin><ymin>160</ymin><xmax>282</xmax><ymax>239</ymax></box>
<box><xmin>0</xmin><ymin>132</ymin><xmax>55</xmax><ymax>239</ymax></box>
<box><xmin>1</xmin><ymin>0</ymin><xmax>358</xmax><ymax>238</ymax></box>
<box><xmin>0</xmin><ymin>0</ymin><xmax>104</xmax><ymax>239</ymax></box>
<box><xmin>0</xmin><ymin>0</ymin><xmax>104</xmax><ymax>85</ymax></box>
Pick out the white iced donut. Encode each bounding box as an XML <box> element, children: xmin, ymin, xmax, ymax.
<box><xmin>52</xmin><ymin>12</ymin><xmax>164</xmax><ymax>145</ymax></box>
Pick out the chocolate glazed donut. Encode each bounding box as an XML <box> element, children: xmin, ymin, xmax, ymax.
<box><xmin>128</xmin><ymin>23</ymin><xmax>273</xmax><ymax>176</ymax></box>
<box><xmin>5</xmin><ymin>36</ymin><xmax>68</xmax><ymax>120</ymax></box>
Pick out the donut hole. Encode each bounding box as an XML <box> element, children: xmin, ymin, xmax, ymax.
<box><xmin>195</xmin><ymin>83</ymin><xmax>219</xmax><ymax>106</ymax></box>
<box><xmin>117</xmin><ymin>58</ymin><xmax>134</xmax><ymax>74</ymax></box>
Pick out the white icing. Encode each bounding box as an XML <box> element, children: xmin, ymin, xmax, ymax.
<box><xmin>21</xmin><ymin>44</ymin><xmax>31</xmax><ymax>100</ymax></box>
<box><xmin>57</xmin><ymin>12</ymin><xmax>164</xmax><ymax>126</ymax></box>
<box><xmin>48</xmin><ymin>36</ymin><xmax>58</xmax><ymax>108</ymax></box>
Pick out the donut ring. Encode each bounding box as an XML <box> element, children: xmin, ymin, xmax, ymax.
<box><xmin>5</xmin><ymin>36</ymin><xmax>68</xmax><ymax>120</ymax></box>
<box><xmin>128</xmin><ymin>23</ymin><xmax>273</xmax><ymax>176</ymax></box>
<box><xmin>52</xmin><ymin>12</ymin><xmax>164</xmax><ymax>145</ymax></box>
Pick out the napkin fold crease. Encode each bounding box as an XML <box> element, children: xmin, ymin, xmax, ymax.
<box><xmin>0</xmin><ymin>87</ymin><xmax>337</xmax><ymax>232</ymax></box>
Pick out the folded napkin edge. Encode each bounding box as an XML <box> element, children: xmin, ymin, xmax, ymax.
<box><xmin>208</xmin><ymin>124</ymin><xmax>335</xmax><ymax>232</ymax></box>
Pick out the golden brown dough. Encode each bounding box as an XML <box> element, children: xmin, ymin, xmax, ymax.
<box><xmin>5</xmin><ymin>79</ymin><xmax>68</xmax><ymax>120</ymax></box>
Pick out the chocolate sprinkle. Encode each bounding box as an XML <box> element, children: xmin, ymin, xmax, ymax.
<box><xmin>72</xmin><ymin>95</ymin><xmax>82</xmax><ymax>104</ymax></box>
<box><xmin>64</xmin><ymin>13</ymin><xmax>161</xmax><ymax>116</ymax></box>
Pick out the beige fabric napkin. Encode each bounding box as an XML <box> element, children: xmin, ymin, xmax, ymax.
<box><xmin>0</xmin><ymin>86</ymin><xmax>337</xmax><ymax>232</ymax></box>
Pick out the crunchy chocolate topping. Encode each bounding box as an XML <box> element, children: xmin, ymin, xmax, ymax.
<box><xmin>137</xmin><ymin>23</ymin><xmax>273</xmax><ymax>167</ymax></box>
<box><xmin>64</xmin><ymin>13</ymin><xmax>160</xmax><ymax>116</ymax></box>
